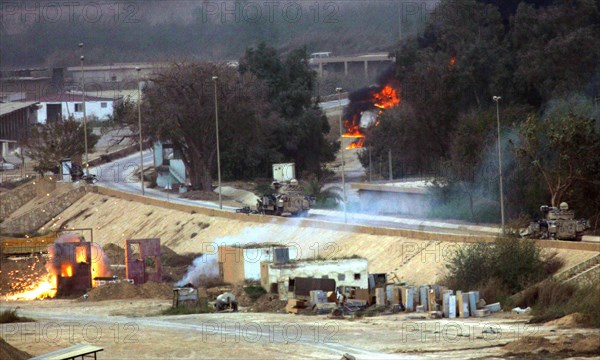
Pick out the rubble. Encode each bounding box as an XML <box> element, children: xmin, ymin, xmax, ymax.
<box><xmin>511</xmin><ymin>307</ymin><xmax>532</xmax><ymax>315</ymax></box>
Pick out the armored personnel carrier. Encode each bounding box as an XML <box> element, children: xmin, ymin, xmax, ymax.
<box><xmin>256</xmin><ymin>179</ymin><xmax>312</xmax><ymax>217</ymax></box>
<box><xmin>524</xmin><ymin>202</ymin><xmax>590</xmax><ymax>241</ymax></box>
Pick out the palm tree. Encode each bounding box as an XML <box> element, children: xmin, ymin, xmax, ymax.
<box><xmin>304</xmin><ymin>175</ymin><xmax>343</xmax><ymax>209</ymax></box>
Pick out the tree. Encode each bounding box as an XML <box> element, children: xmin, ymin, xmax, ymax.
<box><xmin>514</xmin><ymin>113</ymin><xmax>600</xmax><ymax>207</ymax></box>
<box><xmin>240</xmin><ymin>43</ymin><xmax>338</xmax><ymax>176</ymax></box>
<box><xmin>23</xmin><ymin>118</ymin><xmax>99</xmax><ymax>175</ymax></box>
<box><xmin>140</xmin><ymin>62</ymin><xmax>269</xmax><ymax>190</ymax></box>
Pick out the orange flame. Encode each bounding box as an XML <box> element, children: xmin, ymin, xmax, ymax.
<box><xmin>5</xmin><ymin>274</ymin><xmax>57</xmax><ymax>301</ymax></box>
<box><xmin>449</xmin><ymin>55</ymin><xmax>456</xmax><ymax>68</ymax></box>
<box><xmin>76</xmin><ymin>246</ymin><xmax>87</xmax><ymax>263</ymax></box>
<box><xmin>61</xmin><ymin>264</ymin><xmax>73</xmax><ymax>277</ymax></box>
<box><xmin>342</xmin><ymin>84</ymin><xmax>400</xmax><ymax>149</ymax></box>
<box><xmin>373</xmin><ymin>85</ymin><xmax>400</xmax><ymax>109</ymax></box>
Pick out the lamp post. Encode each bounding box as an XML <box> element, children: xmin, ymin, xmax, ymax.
<box><xmin>493</xmin><ymin>96</ymin><xmax>505</xmax><ymax>233</ymax></box>
<box><xmin>79</xmin><ymin>43</ymin><xmax>89</xmax><ymax>176</ymax></box>
<box><xmin>336</xmin><ymin>87</ymin><xmax>347</xmax><ymax>223</ymax></box>
<box><xmin>212</xmin><ymin>76</ymin><xmax>222</xmax><ymax>210</ymax></box>
<box><xmin>136</xmin><ymin>67</ymin><xmax>145</xmax><ymax>195</ymax></box>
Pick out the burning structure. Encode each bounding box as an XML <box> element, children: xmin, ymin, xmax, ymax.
<box><xmin>342</xmin><ymin>75</ymin><xmax>401</xmax><ymax>149</ymax></box>
<box><xmin>6</xmin><ymin>233</ymin><xmax>111</xmax><ymax>300</ymax></box>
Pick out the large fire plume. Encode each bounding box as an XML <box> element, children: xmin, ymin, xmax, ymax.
<box><xmin>5</xmin><ymin>234</ymin><xmax>111</xmax><ymax>301</ymax></box>
<box><xmin>342</xmin><ymin>80</ymin><xmax>400</xmax><ymax>149</ymax></box>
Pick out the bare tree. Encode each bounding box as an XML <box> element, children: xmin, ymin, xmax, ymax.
<box><xmin>141</xmin><ymin>62</ymin><xmax>268</xmax><ymax>190</ymax></box>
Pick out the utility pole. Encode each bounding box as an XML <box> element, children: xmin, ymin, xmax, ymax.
<box><xmin>336</xmin><ymin>87</ymin><xmax>347</xmax><ymax>223</ymax></box>
<box><xmin>213</xmin><ymin>76</ymin><xmax>222</xmax><ymax>210</ymax></box>
<box><xmin>388</xmin><ymin>148</ymin><xmax>393</xmax><ymax>181</ymax></box>
<box><xmin>368</xmin><ymin>146</ymin><xmax>372</xmax><ymax>182</ymax></box>
<box><xmin>79</xmin><ymin>43</ymin><xmax>89</xmax><ymax>176</ymax></box>
<box><xmin>136</xmin><ymin>67</ymin><xmax>145</xmax><ymax>195</ymax></box>
<box><xmin>493</xmin><ymin>96</ymin><xmax>505</xmax><ymax>233</ymax></box>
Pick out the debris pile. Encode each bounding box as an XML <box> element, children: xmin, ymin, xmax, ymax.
<box><xmin>85</xmin><ymin>281</ymin><xmax>172</xmax><ymax>301</ymax></box>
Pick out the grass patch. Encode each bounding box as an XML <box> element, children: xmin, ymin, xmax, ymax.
<box><xmin>243</xmin><ymin>285</ymin><xmax>266</xmax><ymax>301</ymax></box>
<box><xmin>517</xmin><ymin>279</ymin><xmax>600</xmax><ymax>327</ymax></box>
<box><xmin>161</xmin><ymin>304</ymin><xmax>211</xmax><ymax>315</ymax></box>
<box><xmin>0</xmin><ymin>309</ymin><xmax>35</xmax><ymax>324</ymax></box>
<box><xmin>355</xmin><ymin>306</ymin><xmax>387</xmax><ymax>318</ymax></box>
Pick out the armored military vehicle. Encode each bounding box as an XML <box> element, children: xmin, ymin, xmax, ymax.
<box><xmin>524</xmin><ymin>202</ymin><xmax>590</xmax><ymax>241</ymax></box>
<box><xmin>256</xmin><ymin>179</ymin><xmax>312</xmax><ymax>217</ymax></box>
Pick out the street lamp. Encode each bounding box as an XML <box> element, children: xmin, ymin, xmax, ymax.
<box><xmin>212</xmin><ymin>76</ymin><xmax>222</xmax><ymax>210</ymax></box>
<box><xmin>336</xmin><ymin>87</ymin><xmax>347</xmax><ymax>224</ymax></box>
<box><xmin>136</xmin><ymin>67</ymin><xmax>145</xmax><ymax>196</ymax></box>
<box><xmin>79</xmin><ymin>43</ymin><xmax>89</xmax><ymax>176</ymax></box>
<box><xmin>493</xmin><ymin>95</ymin><xmax>505</xmax><ymax>233</ymax></box>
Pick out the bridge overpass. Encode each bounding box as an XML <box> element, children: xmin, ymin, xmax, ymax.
<box><xmin>309</xmin><ymin>53</ymin><xmax>395</xmax><ymax>78</ymax></box>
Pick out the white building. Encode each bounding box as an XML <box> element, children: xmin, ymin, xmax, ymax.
<box><xmin>264</xmin><ymin>257</ymin><xmax>369</xmax><ymax>291</ymax></box>
<box><xmin>218</xmin><ymin>244</ymin><xmax>299</xmax><ymax>285</ymax></box>
<box><xmin>34</xmin><ymin>93</ymin><xmax>114</xmax><ymax>123</ymax></box>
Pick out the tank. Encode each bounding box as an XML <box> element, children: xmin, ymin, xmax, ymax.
<box><xmin>524</xmin><ymin>202</ymin><xmax>590</xmax><ymax>241</ymax></box>
<box><xmin>256</xmin><ymin>179</ymin><xmax>312</xmax><ymax>217</ymax></box>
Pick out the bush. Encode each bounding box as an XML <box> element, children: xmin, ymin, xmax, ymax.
<box><xmin>243</xmin><ymin>285</ymin><xmax>267</xmax><ymax>301</ymax></box>
<box><xmin>161</xmin><ymin>303</ymin><xmax>211</xmax><ymax>316</ymax></box>
<box><xmin>521</xmin><ymin>280</ymin><xmax>600</xmax><ymax>327</ymax></box>
<box><xmin>444</xmin><ymin>236</ymin><xmax>548</xmax><ymax>296</ymax></box>
<box><xmin>0</xmin><ymin>309</ymin><xmax>34</xmax><ymax>324</ymax></box>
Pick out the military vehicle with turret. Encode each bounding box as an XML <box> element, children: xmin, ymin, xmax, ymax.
<box><xmin>523</xmin><ymin>202</ymin><xmax>590</xmax><ymax>241</ymax></box>
<box><xmin>256</xmin><ymin>179</ymin><xmax>312</xmax><ymax>217</ymax></box>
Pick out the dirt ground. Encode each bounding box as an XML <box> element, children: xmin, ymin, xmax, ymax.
<box><xmin>2</xmin><ymin>298</ymin><xmax>599</xmax><ymax>359</ymax></box>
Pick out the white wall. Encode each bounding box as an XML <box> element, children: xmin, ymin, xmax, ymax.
<box><xmin>242</xmin><ymin>247</ymin><xmax>299</xmax><ymax>281</ymax></box>
<box><xmin>267</xmin><ymin>258</ymin><xmax>369</xmax><ymax>290</ymax></box>
<box><xmin>37</xmin><ymin>101</ymin><xmax>113</xmax><ymax>124</ymax></box>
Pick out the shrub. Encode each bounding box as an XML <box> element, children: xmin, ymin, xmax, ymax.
<box><xmin>0</xmin><ymin>309</ymin><xmax>34</xmax><ymax>324</ymax></box>
<box><xmin>520</xmin><ymin>279</ymin><xmax>600</xmax><ymax>327</ymax></box>
<box><xmin>243</xmin><ymin>285</ymin><xmax>267</xmax><ymax>301</ymax></box>
<box><xmin>161</xmin><ymin>303</ymin><xmax>210</xmax><ymax>315</ymax></box>
<box><xmin>444</xmin><ymin>236</ymin><xmax>548</xmax><ymax>296</ymax></box>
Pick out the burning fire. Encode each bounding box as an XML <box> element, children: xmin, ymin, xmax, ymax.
<box><xmin>5</xmin><ymin>234</ymin><xmax>111</xmax><ymax>301</ymax></box>
<box><xmin>449</xmin><ymin>55</ymin><xmax>456</xmax><ymax>67</ymax></box>
<box><xmin>373</xmin><ymin>85</ymin><xmax>400</xmax><ymax>109</ymax></box>
<box><xmin>61</xmin><ymin>263</ymin><xmax>73</xmax><ymax>277</ymax></box>
<box><xmin>342</xmin><ymin>83</ymin><xmax>400</xmax><ymax>149</ymax></box>
<box><xmin>5</xmin><ymin>274</ymin><xmax>57</xmax><ymax>301</ymax></box>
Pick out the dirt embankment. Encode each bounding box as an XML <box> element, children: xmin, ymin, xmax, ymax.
<box><xmin>0</xmin><ymin>338</ymin><xmax>30</xmax><ymax>360</ymax></box>
<box><xmin>84</xmin><ymin>281</ymin><xmax>172</xmax><ymax>301</ymax></box>
<box><xmin>36</xmin><ymin>192</ymin><xmax>598</xmax><ymax>285</ymax></box>
<box><xmin>503</xmin><ymin>333</ymin><xmax>600</xmax><ymax>357</ymax></box>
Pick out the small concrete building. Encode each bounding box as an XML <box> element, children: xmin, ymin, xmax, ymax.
<box><xmin>262</xmin><ymin>257</ymin><xmax>369</xmax><ymax>299</ymax></box>
<box><xmin>218</xmin><ymin>244</ymin><xmax>299</xmax><ymax>285</ymax></box>
<box><xmin>34</xmin><ymin>93</ymin><xmax>114</xmax><ymax>123</ymax></box>
<box><xmin>1</xmin><ymin>101</ymin><xmax>39</xmax><ymax>156</ymax></box>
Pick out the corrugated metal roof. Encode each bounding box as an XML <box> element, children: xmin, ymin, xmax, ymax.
<box><xmin>0</xmin><ymin>101</ymin><xmax>38</xmax><ymax>117</ymax></box>
<box><xmin>31</xmin><ymin>93</ymin><xmax>114</xmax><ymax>102</ymax></box>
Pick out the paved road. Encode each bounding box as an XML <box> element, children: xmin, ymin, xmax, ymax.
<box><xmin>89</xmin><ymin>150</ymin><xmax>238</xmax><ymax>211</ymax></box>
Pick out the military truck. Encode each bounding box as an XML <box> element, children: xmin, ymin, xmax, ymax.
<box><xmin>523</xmin><ymin>202</ymin><xmax>590</xmax><ymax>241</ymax></box>
<box><xmin>256</xmin><ymin>179</ymin><xmax>312</xmax><ymax>217</ymax></box>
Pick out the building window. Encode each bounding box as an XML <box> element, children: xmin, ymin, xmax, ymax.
<box><xmin>337</xmin><ymin>274</ymin><xmax>345</xmax><ymax>281</ymax></box>
<box><xmin>74</xmin><ymin>103</ymin><xmax>83</xmax><ymax>112</ymax></box>
<box><xmin>354</xmin><ymin>273</ymin><xmax>361</xmax><ymax>280</ymax></box>
<box><xmin>111</xmin><ymin>75</ymin><xmax>117</xmax><ymax>81</ymax></box>
<box><xmin>101</xmin><ymin>102</ymin><xmax>107</xmax><ymax>108</ymax></box>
